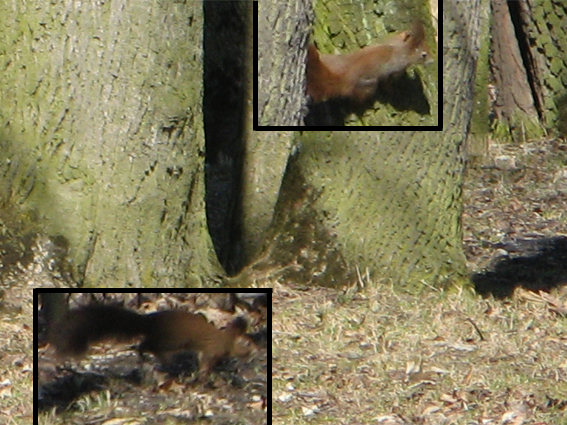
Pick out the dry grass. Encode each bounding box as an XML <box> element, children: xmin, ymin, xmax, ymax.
<box><xmin>274</xmin><ymin>137</ymin><xmax>567</xmax><ymax>424</ymax></box>
<box><xmin>273</xmin><ymin>282</ymin><xmax>567</xmax><ymax>424</ymax></box>
<box><xmin>0</xmin><ymin>289</ymin><xmax>34</xmax><ymax>425</ymax></box>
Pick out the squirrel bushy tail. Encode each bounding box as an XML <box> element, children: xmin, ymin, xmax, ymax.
<box><xmin>47</xmin><ymin>304</ymin><xmax>256</xmax><ymax>379</ymax></box>
<box><xmin>49</xmin><ymin>305</ymin><xmax>149</xmax><ymax>358</ymax></box>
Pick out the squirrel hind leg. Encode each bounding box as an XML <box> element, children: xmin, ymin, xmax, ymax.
<box><xmin>197</xmin><ymin>353</ymin><xmax>219</xmax><ymax>381</ymax></box>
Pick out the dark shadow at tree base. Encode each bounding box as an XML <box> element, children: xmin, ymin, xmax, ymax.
<box><xmin>472</xmin><ymin>236</ymin><xmax>567</xmax><ymax>298</ymax></box>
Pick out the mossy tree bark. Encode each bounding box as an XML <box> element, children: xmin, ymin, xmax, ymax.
<box><xmin>241</xmin><ymin>132</ymin><xmax>295</xmax><ymax>263</ymax></box>
<box><xmin>238</xmin><ymin>131</ymin><xmax>468</xmax><ymax>290</ymax></box>
<box><xmin>234</xmin><ymin>0</ymin><xmax>480</xmax><ymax>290</ymax></box>
<box><xmin>0</xmin><ymin>1</ymin><xmax>222</xmax><ymax>287</ymax></box>
<box><xmin>490</xmin><ymin>0</ymin><xmax>543</xmax><ymax>141</ymax></box>
<box><xmin>490</xmin><ymin>0</ymin><xmax>567</xmax><ymax>139</ymax></box>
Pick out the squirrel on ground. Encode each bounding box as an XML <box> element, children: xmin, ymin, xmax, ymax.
<box><xmin>48</xmin><ymin>305</ymin><xmax>257</xmax><ymax>379</ymax></box>
<box><xmin>306</xmin><ymin>20</ymin><xmax>434</xmax><ymax>104</ymax></box>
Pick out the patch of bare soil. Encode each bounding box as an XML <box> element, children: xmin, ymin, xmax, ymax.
<box><xmin>463</xmin><ymin>138</ymin><xmax>567</xmax><ymax>297</ymax></box>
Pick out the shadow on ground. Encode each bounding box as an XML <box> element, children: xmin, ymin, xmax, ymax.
<box><xmin>472</xmin><ymin>236</ymin><xmax>567</xmax><ymax>298</ymax></box>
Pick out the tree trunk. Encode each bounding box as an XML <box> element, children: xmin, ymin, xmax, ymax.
<box><xmin>0</xmin><ymin>1</ymin><xmax>222</xmax><ymax>287</ymax></box>
<box><xmin>241</xmin><ymin>5</ymin><xmax>294</xmax><ymax>265</ymax></box>
<box><xmin>257</xmin><ymin>0</ymin><xmax>312</xmax><ymax>126</ymax></box>
<box><xmin>490</xmin><ymin>0</ymin><xmax>543</xmax><ymax>141</ymax></box>
<box><xmin>236</xmin><ymin>131</ymin><xmax>468</xmax><ymax>289</ymax></box>
<box><xmin>467</xmin><ymin>0</ymin><xmax>491</xmax><ymax>157</ymax></box>
<box><xmin>240</xmin><ymin>132</ymin><xmax>295</xmax><ymax>265</ymax></box>
<box><xmin>233</xmin><ymin>0</ymin><xmax>479</xmax><ymax>290</ymax></box>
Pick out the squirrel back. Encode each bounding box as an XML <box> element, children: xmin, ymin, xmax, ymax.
<box><xmin>306</xmin><ymin>20</ymin><xmax>433</xmax><ymax>103</ymax></box>
<box><xmin>49</xmin><ymin>305</ymin><xmax>256</xmax><ymax>377</ymax></box>
<box><xmin>139</xmin><ymin>309</ymin><xmax>255</xmax><ymax>375</ymax></box>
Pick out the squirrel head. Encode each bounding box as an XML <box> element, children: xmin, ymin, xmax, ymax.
<box><xmin>402</xmin><ymin>20</ymin><xmax>434</xmax><ymax>65</ymax></box>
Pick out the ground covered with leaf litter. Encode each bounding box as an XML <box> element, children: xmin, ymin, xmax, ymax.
<box><xmin>273</xmin><ymin>138</ymin><xmax>567</xmax><ymax>425</ymax></box>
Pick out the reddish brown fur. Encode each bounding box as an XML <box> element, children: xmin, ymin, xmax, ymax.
<box><xmin>49</xmin><ymin>305</ymin><xmax>257</xmax><ymax>378</ymax></box>
<box><xmin>306</xmin><ymin>21</ymin><xmax>432</xmax><ymax>103</ymax></box>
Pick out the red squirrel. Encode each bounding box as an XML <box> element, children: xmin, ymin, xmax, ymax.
<box><xmin>306</xmin><ymin>20</ymin><xmax>433</xmax><ymax>103</ymax></box>
<box><xmin>48</xmin><ymin>305</ymin><xmax>257</xmax><ymax>379</ymax></box>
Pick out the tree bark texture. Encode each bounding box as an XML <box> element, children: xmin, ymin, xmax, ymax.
<box><xmin>257</xmin><ymin>0</ymin><xmax>312</xmax><ymax>126</ymax></box>
<box><xmin>241</xmin><ymin>131</ymin><xmax>295</xmax><ymax>264</ymax></box>
<box><xmin>490</xmin><ymin>0</ymin><xmax>542</xmax><ymax>141</ymax></box>
<box><xmin>236</xmin><ymin>129</ymin><xmax>466</xmax><ymax>290</ymax></box>
<box><xmin>490</xmin><ymin>0</ymin><xmax>567</xmax><ymax>138</ymax></box>
<box><xmin>234</xmin><ymin>0</ymin><xmax>480</xmax><ymax>290</ymax></box>
<box><xmin>0</xmin><ymin>1</ymin><xmax>221</xmax><ymax>287</ymax></box>
<box><xmin>524</xmin><ymin>0</ymin><xmax>567</xmax><ymax>137</ymax></box>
